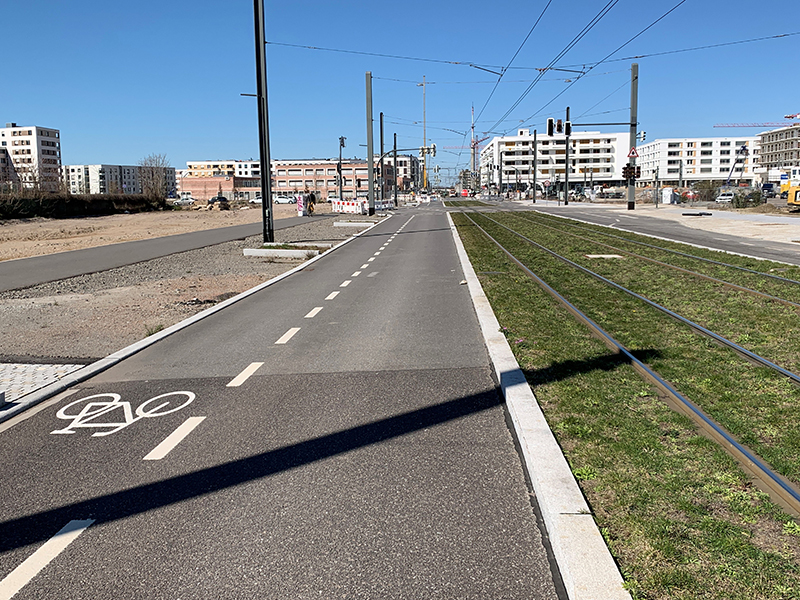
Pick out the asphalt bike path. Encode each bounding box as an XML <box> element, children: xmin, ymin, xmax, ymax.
<box><xmin>0</xmin><ymin>207</ymin><xmax>561</xmax><ymax>599</ymax></box>
<box><xmin>0</xmin><ymin>214</ymin><xmax>331</xmax><ymax>293</ymax></box>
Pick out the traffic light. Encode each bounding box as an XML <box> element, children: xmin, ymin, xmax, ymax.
<box><xmin>622</xmin><ymin>163</ymin><xmax>632</xmax><ymax>179</ymax></box>
<box><xmin>431</xmin><ymin>143</ymin><xmax>436</xmax><ymax>157</ymax></box>
<box><xmin>639</xmin><ymin>131</ymin><xmax>646</xmax><ymax>142</ymax></box>
<box><xmin>357</xmin><ymin>178</ymin><xmax>361</xmax><ymax>188</ymax></box>
<box><xmin>547</xmin><ymin>118</ymin><xmax>554</xmax><ymax>136</ymax></box>
<box><xmin>564</xmin><ymin>121</ymin><xmax>572</xmax><ymax>136</ymax></box>
<box><xmin>556</xmin><ymin>119</ymin><xmax>563</xmax><ymax>134</ymax></box>
<box><xmin>635</xmin><ymin>166</ymin><xmax>641</xmax><ymax>179</ymax></box>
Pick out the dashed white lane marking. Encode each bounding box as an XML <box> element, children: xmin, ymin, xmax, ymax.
<box><xmin>367</xmin><ymin>272</ymin><xmax>378</xmax><ymax>278</ymax></box>
<box><xmin>305</xmin><ymin>306</ymin><xmax>324</xmax><ymax>318</ymax></box>
<box><xmin>227</xmin><ymin>362</ymin><xmax>264</xmax><ymax>387</ymax></box>
<box><xmin>275</xmin><ymin>327</ymin><xmax>301</xmax><ymax>344</ymax></box>
<box><xmin>361</xmin><ymin>264</ymin><xmax>369</xmax><ymax>269</ymax></box>
<box><xmin>143</xmin><ymin>417</ymin><xmax>206</xmax><ymax>460</ymax></box>
<box><xmin>373</xmin><ymin>252</ymin><xmax>381</xmax><ymax>256</ymax></box>
<box><xmin>0</xmin><ymin>519</ymin><xmax>94</xmax><ymax>600</ymax></box>
<box><xmin>367</xmin><ymin>257</ymin><xmax>375</xmax><ymax>262</ymax></box>
<box><xmin>352</xmin><ymin>271</ymin><xmax>361</xmax><ymax>277</ymax></box>
<box><xmin>340</xmin><ymin>280</ymin><xmax>352</xmax><ymax>288</ymax></box>
<box><xmin>325</xmin><ymin>291</ymin><xmax>340</xmax><ymax>300</ymax></box>
<box><xmin>740</xmin><ymin>242</ymin><xmax>755</xmax><ymax>246</ymax></box>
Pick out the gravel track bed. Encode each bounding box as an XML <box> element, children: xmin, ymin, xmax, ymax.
<box><xmin>0</xmin><ymin>218</ymin><xmax>366</xmax><ymax>363</ymax></box>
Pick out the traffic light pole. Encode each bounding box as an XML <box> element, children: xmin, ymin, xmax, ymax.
<box><xmin>627</xmin><ymin>63</ymin><xmax>639</xmax><ymax>211</ymax></box>
<box><xmin>532</xmin><ymin>129</ymin><xmax>537</xmax><ymax>203</ymax></box>
<box><xmin>366</xmin><ymin>71</ymin><xmax>375</xmax><ymax>216</ymax></box>
<box><xmin>564</xmin><ymin>106</ymin><xmax>570</xmax><ymax>206</ymax></box>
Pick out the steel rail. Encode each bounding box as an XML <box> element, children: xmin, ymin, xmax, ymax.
<box><xmin>504</xmin><ymin>211</ymin><xmax>800</xmax><ymax>310</ymax></box>
<box><xmin>459</xmin><ymin>210</ymin><xmax>800</xmax><ymax>517</ymax></box>
<box><xmin>530</xmin><ymin>210</ymin><xmax>800</xmax><ymax>286</ymax></box>
<box><xmin>473</xmin><ymin>211</ymin><xmax>800</xmax><ymax>387</ymax></box>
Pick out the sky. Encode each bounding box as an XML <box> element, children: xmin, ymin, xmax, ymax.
<box><xmin>3</xmin><ymin>0</ymin><xmax>798</xmax><ymax>184</ymax></box>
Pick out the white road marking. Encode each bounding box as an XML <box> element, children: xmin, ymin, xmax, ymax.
<box><xmin>373</xmin><ymin>252</ymin><xmax>381</xmax><ymax>256</ymax></box>
<box><xmin>227</xmin><ymin>362</ymin><xmax>264</xmax><ymax>387</ymax></box>
<box><xmin>367</xmin><ymin>257</ymin><xmax>375</xmax><ymax>262</ymax></box>
<box><xmin>340</xmin><ymin>280</ymin><xmax>351</xmax><ymax>288</ymax></box>
<box><xmin>740</xmin><ymin>242</ymin><xmax>755</xmax><ymax>246</ymax></box>
<box><xmin>367</xmin><ymin>272</ymin><xmax>378</xmax><ymax>278</ymax></box>
<box><xmin>305</xmin><ymin>306</ymin><xmax>324</xmax><ymax>318</ymax></box>
<box><xmin>361</xmin><ymin>264</ymin><xmax>369</xmax><ymax>269</ymax></box>
<box><xmin>275</xmin><ymin>327</ymin><xmax>301</xmax><ymax>344</ymax></box>
<box><xmin>0</xmin><ymin>519</ymin><xmax>94</xmax><ymax>600</ymax></box>
<box><xmin>143</xmin><ymin>416</ymin><xmax>206</xmax><ymax>460</ymax></box>
<box><xmin>325</xmin><ymin>291</ymin><xmax>340</xmax><ymax>300</ymax></box>
<box><xmin>352</xmin><ymin>271</ymin><xmax>362</xmax><ymax>277</ymax></box>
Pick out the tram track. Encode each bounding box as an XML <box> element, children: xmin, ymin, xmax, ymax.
<box><xmin>458</xmin><ymin>209</ymin><xmax>800</xmax><ymax>517</ymax></box>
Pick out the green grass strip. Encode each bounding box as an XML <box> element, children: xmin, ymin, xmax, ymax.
<box><xmin>453</xmin><ymin>212</ymin><xmax>800</xmax><ymax>600</ymax></box>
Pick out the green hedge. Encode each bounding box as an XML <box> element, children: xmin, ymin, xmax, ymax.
<box><xmin>0</xmin><ymin>192</ymin><xmax>166</xmax><ymax>219</ymax></box>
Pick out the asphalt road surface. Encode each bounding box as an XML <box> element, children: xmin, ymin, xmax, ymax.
<box><xmin>0</xmin><ymin>204</ymin><xmax>561</xmax><ymax>599</ymax></box>
<box><xmin>0</xmin><ymin>215</ymin><xmax>331</xmax><ymax>294</ymax></box>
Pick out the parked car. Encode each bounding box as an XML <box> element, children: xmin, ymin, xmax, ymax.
<box><xmin>762</xmin><ymin>183</ymin><xmax>777</xmax><ymax>198</ymax></box>
<box><xmin>172</xmin><ymin>197</ymin><xmax>195</xmax><ymax>206</ymax></box>
<box><xmin>273</xmin><ymin>195</ymin><xmax>295</xmax><ymax>204</ymax></box>
<box><xmin>715</xmin><ymin>191</ymin><xmax>735</xmax><ymax>203</ymax></box>
<box><xmin>249</xmin><ymin>196</ymin><xmax>262</xmax><ymax>203</ymax></box>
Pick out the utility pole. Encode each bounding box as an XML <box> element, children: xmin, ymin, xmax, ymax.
<box><xmin>532</xmin><ymin>129</ymin><xmax>537</xmax><ymax>203</ymax></box>
<box><xmin>366</xmin><ymin>71</ymin><xmax>375</xmax><ymax>215</ymax></box>
<box><xmin>338</xmin><ymin>136</ymin><xmax>346</xmax><ymax>202</ymax></box>
<box><xmin>418</xmin><ymin>75</ymin><xmax>427</xmax><ymax>192</ymax></box>
<box><xmin>253</xmin><ymin>0</ymin><xmax>273</xmax><ymax>242</ymax></box>
<box><xmin>565</xmin><ymin>106</ymin><xmax>570</xmax><ymax>206</ymax></box>
<box><xmin>655</xmin><ymin>166</ymin><xmax>660</xmax><ymax>208</ymax></box>
<box><xmin>379</xmin><ymin>112</ymin><xmax>385</xmax><ymax>202</ymax></box>
<box><xmin>393</xmin><ymin>133</ymin><xmax>398</xmax><ymax>207</ymax></box>
<box><xmin>627</xmin><ymin>63</ymin><xmax>639</xmax><ymax>210</ymax></box>
<box><xmin>499</xmin><ymin>150</ymin><xmax>503</xmax><ymax>197</ymax></box>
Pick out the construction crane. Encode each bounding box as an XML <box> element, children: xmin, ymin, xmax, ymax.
<box><xmin>443</xmin><ymin>107</ymin><xmax>489</xmax><ymax>189</ymax></box>
<box><xmin>715</xmin><ymin>113</ymin><xmax>800</xmax><ymax>128</ymax></box>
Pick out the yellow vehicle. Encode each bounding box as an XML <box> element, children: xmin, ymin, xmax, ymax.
<box><xmin>787</xmin><ymin>186</ymin><xmax>800</xmax><ymax>207</ymax></box>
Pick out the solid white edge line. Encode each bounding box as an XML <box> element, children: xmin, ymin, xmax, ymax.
<box><xmin>275</xmin><ymin>327</ymin><xmax>301</xmax><ymax>344</ymax></box>
<box><xmin>227</xmin><ymin>362</ymin><xmax>264</xmax><ymax>387</ymax></box>
<box><xmin>325</xmin><ymin>291</ymin><xmax>340</xmax><ymax>300</ymax></box>
<box><xmin>447</xmin><ymin>212</ymin><xmax>631</xmax><ymax>600</ymax></box>
<box><xmin>143</xmin><ymin>416</ymin><xmax>206</xmax><ymax>460</ymax></box>
<box><xmin>0</xmin><ymin>519</ymin><xmax>94</xmax><ymax>600</ymax></box>
<box><xmin>304</xmin><ymin>307</ymin><xmax>323</xmax><ymax>318</ymax></box>
<box><xmin>0</xmin><ymin>216</ymin><xmax>392</xmax><ymax>427</ymax></box>
<box><xmin>340</xmin><ymin>280</ymin><xmax>351</xmax><ymax>287</ymax></box>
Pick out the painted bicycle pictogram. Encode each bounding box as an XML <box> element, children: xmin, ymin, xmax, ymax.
<box><xmin>51</xmin><ymin>391</ymin><xmax>196</xmax><ymax>437</ymax></box>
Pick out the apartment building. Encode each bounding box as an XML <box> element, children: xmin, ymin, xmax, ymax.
<box><xmin>0</xmin><ymin>123</ymin><xmax>62</xmax><ymax>191</ymax></box>
<box><xmin>758</xmin><ymin>124</ymin><xmax>800</xmax><ymax>174</ymax></box>
<box><xmin>480</xmin><ymin>128</ymin><xmax>630</xmax><ymax>191</ymax></box>
<box><xmin>636</xmin><ymin>136</ymin><xmax>759</xmax><ymax>187</ymax></box>
<box><xmin>62</xmin><ymin>164</ymin><xmax>177</xmax><ymax>196</ymax></box>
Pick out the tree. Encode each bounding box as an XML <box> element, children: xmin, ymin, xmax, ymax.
<box><xmin>138</xmin><ymin>153</ymin><xmax>171</xmax><ymax>203</ymax></box>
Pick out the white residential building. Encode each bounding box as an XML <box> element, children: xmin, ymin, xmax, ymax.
<box><xmin>62</xmin><ymin>164</ymin><xmax>176</xmax><ymax>196</ymax></box>
<box><xmin>757</xmin><ymin>124</ymin><xmax>800</xmax><ymax>184</ymax></box>
<box><xmin>0</xmin><ymin>122</ymin><xmax>62</xmax><ymax>191</ymax></box>
<box><xmin>636</xmin><ymin>136</ymin><xmax>759</xmax><ymax>187</ymax></box>
<box><xmin>480</xmin><ymin>128</ymin><xmax>630</xmax><ymax>192</ymax></box>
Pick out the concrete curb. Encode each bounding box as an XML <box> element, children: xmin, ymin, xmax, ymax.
<box><xmin>447</xmin><ymin>212</ymin><xmax>630</xmax><ymax>600</ymax></box>
<box><xmin>243</xmin><ymin>248</ymin><xmax>319</xmax><ymax>259</ymax></box>
<box><xmin>0</xmin><ymin>217</ymin><xmax>390</xmax><ymax>425</ymax></box>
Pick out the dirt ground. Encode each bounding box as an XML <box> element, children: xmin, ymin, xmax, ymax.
<box><xmin>0</xmin><ymin>202</ymin><xmax>326</xmax><ymax>262</ymax></box>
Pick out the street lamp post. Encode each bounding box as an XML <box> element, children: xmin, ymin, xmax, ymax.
<box><xmin>338</xmin><ymin>136</ymin><xmax>346</xmax><ymax>201</ymax></box>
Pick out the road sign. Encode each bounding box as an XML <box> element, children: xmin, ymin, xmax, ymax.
<box><xmin>628</xmin><ymin>147</ymin><xmax>639</xmax><ymax>158</ymax></box>
<box><xmin>543</xmin><ymin>179</ymin><xmax>551</xmax><ymax>187</ymax></box>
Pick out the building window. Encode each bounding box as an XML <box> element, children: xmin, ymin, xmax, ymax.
<box><xmin>701</xmin><ymin>150</ymin><xmax>712</xmax><ymax>156</ymax></box>
<box><xmin>701</xmin><ymin>159</ymin><xmax>712</xmax><ymax>164</ymax></box>
<box><xmin>701</xmin><ymin>142</ymin><xmax>713</xmax><ymax>147</ymax></box>
<box><xmin>701</xmin><ymin>167</ymin><xmax>712</xmax><ymax>173</ymax></box>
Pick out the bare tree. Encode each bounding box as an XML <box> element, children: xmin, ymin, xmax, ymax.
<box><xmin>138</xmin><ymin>153</ymin><xmax>171</xmax><ymax>202</ymax></box>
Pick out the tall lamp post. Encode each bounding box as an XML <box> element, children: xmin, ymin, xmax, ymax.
<box><xmin>253</xmin><ymin>0</ymin><xmax>274</xmax><ymax>242</ymax></box>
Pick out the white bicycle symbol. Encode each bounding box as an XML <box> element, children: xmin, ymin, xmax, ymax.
<box><xmin>51</xmin><ymin>391</ymin><xmax>196</xmax><ymax>437</ymax></box>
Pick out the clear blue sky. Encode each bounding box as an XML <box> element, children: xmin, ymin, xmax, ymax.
<box><xmin>4</xmin><ymin>0</ymin><xmax>797</xmax><ymax>183</ymax></box>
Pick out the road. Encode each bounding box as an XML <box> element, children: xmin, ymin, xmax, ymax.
<box><xmin>0</xmin><ymin>204</ymin><xmax>561</xmax><ymax>599</ymax></box>
<box><xmin>0</xmin><ymin>214</ymin><xmax>332</xmax><ymax>293</ymax></box>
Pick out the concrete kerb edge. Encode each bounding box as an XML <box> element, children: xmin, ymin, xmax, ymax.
<box><xmin>535</xmin><ymin>209</ymin><xmax>800</xmax><ymax>267</ymax></box>
<box><xmin>446</xmin><ymin>212</ymin><xmax>630</xmax><ymax>600</ymax></box>
<box><xmin>0</xmin><ymin>216</ymin><xmax>390</xmax><ymax>424</ymax></box>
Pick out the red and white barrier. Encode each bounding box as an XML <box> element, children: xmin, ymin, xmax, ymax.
<box><xmin>332</xmin><ymin>199</ymin><xmax>368</xmax><ymax>215</ymax></box>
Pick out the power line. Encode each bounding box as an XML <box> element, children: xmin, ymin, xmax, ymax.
<box><xmin>486</xmin><ymin>0</ymin><xmax>621</xmax><ymax>134</ymax></box>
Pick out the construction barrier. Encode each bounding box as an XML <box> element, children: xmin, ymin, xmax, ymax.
<box><xmin>331</xmin><ymin>199</ymin><xmax>368</xmax><ymax>215</ymax></box>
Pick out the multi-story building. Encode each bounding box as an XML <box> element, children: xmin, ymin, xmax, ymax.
<box><xmin>0</xmin><ymin>123</ymin><xmax>62</xmax><ymax>191</ymax></box>
<box><xmin>757</xmin><ymin>124</ymin><xmax>800</xmax><ymax>179</ymax></box>
<box><xmin>62</xmin><ymin>164</ymin><xmax>176</xmax><ymax>196</ymax></box>
<box><xmin>480</xmin><ymin>128</ymin><xmax>630</xmax><ymax>192</ymax></box>
<box><xmin>181</xmin><ymin>156</ymin><xmax>418</xmax><ymax>202</ymax></box>
<box><xmin>636</xmin><ymin>136</ymin><xmax>759</xmax><ymax>187</ymax></box>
